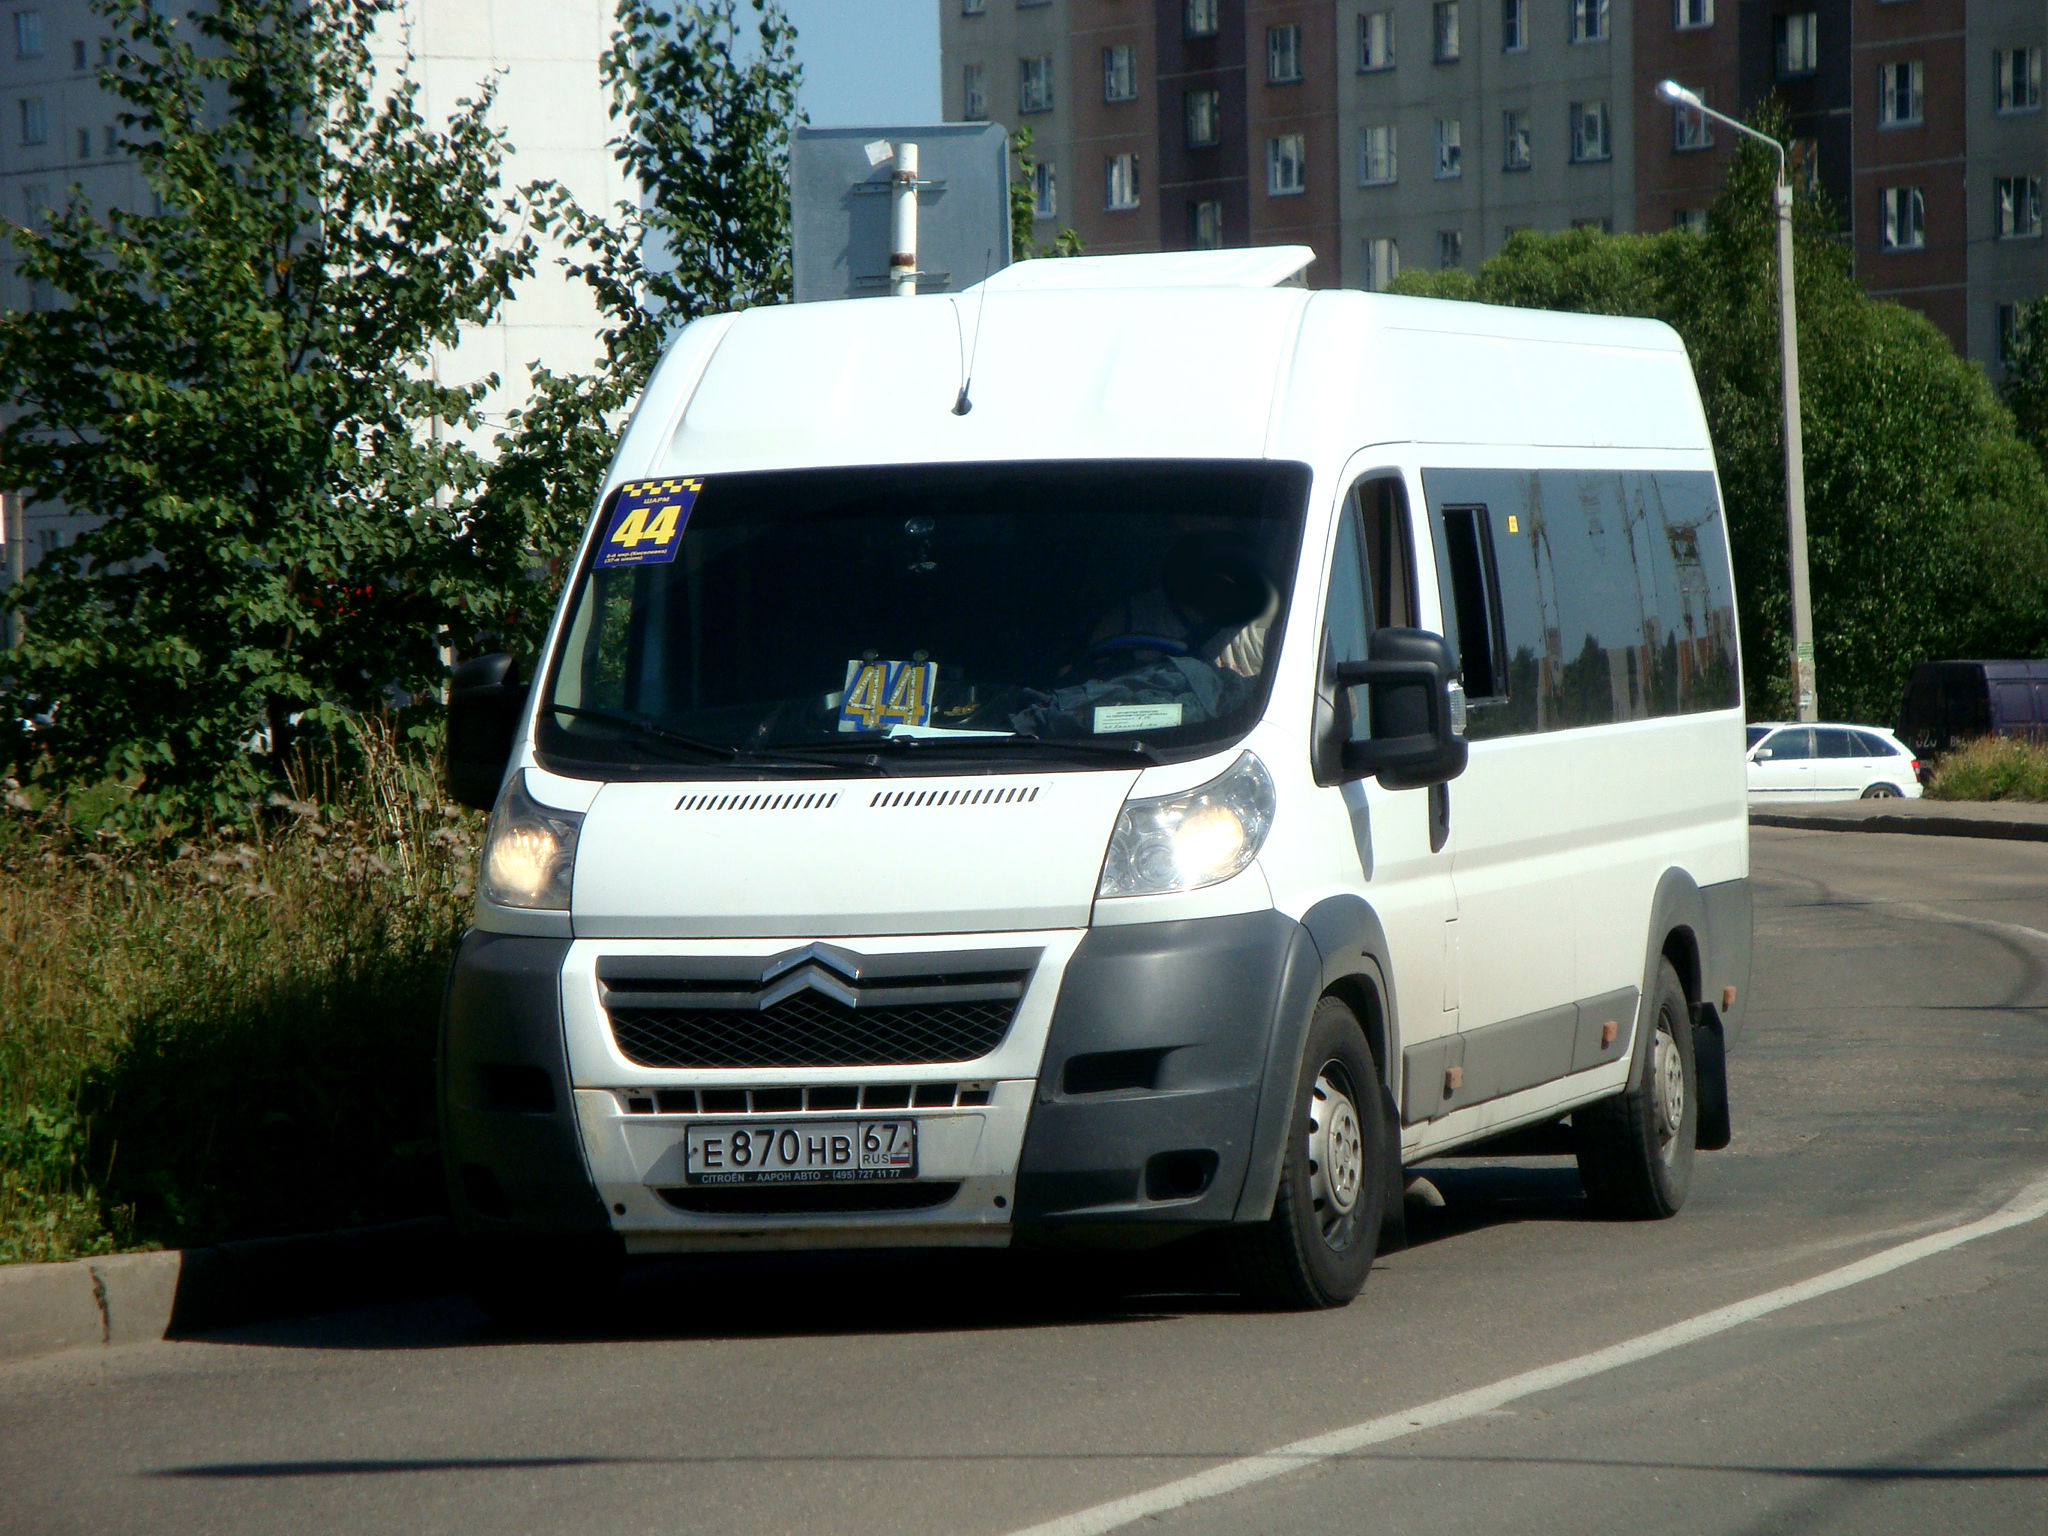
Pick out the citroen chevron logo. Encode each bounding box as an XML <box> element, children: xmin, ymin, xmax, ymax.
<box><xmin>754</xmin><ymin>942</ymin><xmax>866</xmax><ymax>1011</ymax></box>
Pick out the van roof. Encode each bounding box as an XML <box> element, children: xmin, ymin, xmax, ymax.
<box><xmin>635</xmin><ymin>253</ymin><xmax>1710</xmax><ymax>480</ymax></box>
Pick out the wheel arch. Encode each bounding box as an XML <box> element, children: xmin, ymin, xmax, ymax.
<box><xmin>1643</xmin><ymin>867</ymin><xmax>1731</xmax><ymax>1151</ymax></box>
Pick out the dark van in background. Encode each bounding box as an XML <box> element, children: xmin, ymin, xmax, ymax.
<box><xmin>1895</xmin><ymin>660</ymin><xmax>2048</xmax><ymax>757</ymax></box>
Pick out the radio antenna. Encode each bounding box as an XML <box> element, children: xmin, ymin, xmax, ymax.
<box><xmin>952</xmin><ymin>247</ymin><xmax>993</xmax><ymax>416</ymax></box>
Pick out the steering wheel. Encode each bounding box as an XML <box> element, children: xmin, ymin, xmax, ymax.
<box><xmin>1066</xmin><ymin>633</ymin><xmax>1196</xmax><ymax>679</ymax></box>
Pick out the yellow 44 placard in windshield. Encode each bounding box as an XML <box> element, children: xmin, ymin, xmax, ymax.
<box><xmin>594</xmin><ymin>477</ymin><xmax>702</xmax><ymax>569</ymax></box>
<box><xmin>838</xmin><ymin>660</ymin><xmax>939</xmax><ymax>732</ymax></box>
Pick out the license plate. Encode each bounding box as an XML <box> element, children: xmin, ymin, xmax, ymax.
<box><xmin>682</xmin><ymin>1119</ymin><xmax>918</xmax><ymax>1185</ymax></box>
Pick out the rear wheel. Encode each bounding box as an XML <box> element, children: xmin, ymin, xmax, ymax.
<box><xmin>1575</xmin><ymin>959</ymin><xmax>1696</xmax><ymax>1219</ymax></box>
<box><xmin>1233</xmin><ymin>997</ymin><xmax>1387</xmax><ymax>1310</ymax></box>
<box><xmin>1861</xmin><ymin>782</ymin><xmax>1902</xmax><ymax>799</ymax></box>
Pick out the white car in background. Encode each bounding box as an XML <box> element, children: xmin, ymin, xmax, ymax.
<box><xmin>1746</xmin><ymin>723</ymin><xmax>1923</xmax><ymax>803</ymax></box>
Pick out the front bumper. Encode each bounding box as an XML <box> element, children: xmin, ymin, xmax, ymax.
<box><xmin>441</xmin><ymin>911</ymin><xmax>1315</xmax><ymax>1253</ymax></box>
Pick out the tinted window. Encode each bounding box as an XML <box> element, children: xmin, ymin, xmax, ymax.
<box><xmin>1746</xmin><ymin>725</ymin><xmax>1769</xmax><ymax>748</ymax></box>
<box><xmin>1764</xmin><ymin>728</ymin><xmax>1813</xmax><ymax>760</ymax></box>
<box><xmin>1854</xmin><ymin>730</ymin><xmax>1898</xmax><ymax>757</ymax></box>
<box><xmin>1424</xmin><ymin>469</ymin><xmax>1741</xmax><ymax>740</ymax></box>
<box><xmin>1816</xmin><ymin>728</ymin><xmax>1863</xmax><ymax>758</ymax></box>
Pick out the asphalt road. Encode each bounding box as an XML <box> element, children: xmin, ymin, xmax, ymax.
<box><xmin>4</xmin><ymin>826</ymin><xmax>2046</xmax><ymax>1536</ymax></box>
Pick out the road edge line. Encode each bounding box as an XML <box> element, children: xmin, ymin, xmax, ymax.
<box><xmin>1003</xmin><ymin>1171</ymin><xmax>2048</xmax><ymax>1536</ymax></box>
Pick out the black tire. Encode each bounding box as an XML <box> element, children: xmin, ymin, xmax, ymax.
<box><xmin>1575</xmin><ymin>958</ymin><xmax>1696</xmax><ymax>1220</ymax></box>
<box><xmin>1232</xmin><ymin>997</ymin><xmax>1388</xmax><ymax>1310</ymax></box>
<box><xmin>462</xmin><ymin>1235</ymin><xmax>625</xmax><ymax>1332</ymax></box>
<box><xmin>1861</xmin><ymin>782</ymin><xmax>1902</xmax><ymax>799</ymax></box>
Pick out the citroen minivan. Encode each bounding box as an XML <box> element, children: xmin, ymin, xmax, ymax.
<box><xmin>439</xmin><ymin>249</ymin><xmax>1753</xmax><ymax>1316</ymax></box>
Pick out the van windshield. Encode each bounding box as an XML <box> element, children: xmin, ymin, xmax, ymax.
<box><xmin>535</xmin><ymin>460</ymin><xmax>1311</xmax><ymax>778</ymax></box>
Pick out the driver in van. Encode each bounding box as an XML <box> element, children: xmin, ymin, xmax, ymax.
<box><xmin>1085</xmin><ymin>532</ymin><xmax>1279</xmax><ymax>679</ymax></box>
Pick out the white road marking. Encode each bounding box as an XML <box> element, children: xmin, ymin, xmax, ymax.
<box><xmin>1002</xmin><ymin>1171</ymin><xmax>2048</xmax><ymax>1536</ymax></box>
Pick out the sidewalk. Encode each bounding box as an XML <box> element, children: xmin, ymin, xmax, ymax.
<box><xmin>1749</xmin><ymin>797</ymin><xmax>2048</xmax><ymax>842</ymax></box>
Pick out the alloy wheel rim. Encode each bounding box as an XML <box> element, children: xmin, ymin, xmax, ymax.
<box><xmin>1306</xmin><ymin>1062</ymin><xmax>1365</xmax><ymax>1248</ymax></box>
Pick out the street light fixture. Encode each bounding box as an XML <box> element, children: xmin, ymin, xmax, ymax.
<box><xmin>1656</xmin><ymin>79</ymin><xmax>1816</xmax><ymax>723</ymax></box>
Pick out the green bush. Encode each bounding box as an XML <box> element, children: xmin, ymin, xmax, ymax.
<box><xmin>0</xmin><ymin>720</ymin><xmax>479</xmax><ymax>1264</ymax></box>
<box><xmin>1925</xmin><ymin>735</ymin><xmax>2048</xmax><ymax>803</ymax></box>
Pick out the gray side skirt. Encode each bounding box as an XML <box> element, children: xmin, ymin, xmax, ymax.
<box><xmin>1400</xmin><ymin>986</ymin><xmax>1640</xmax><ymax>1127</ymax></box>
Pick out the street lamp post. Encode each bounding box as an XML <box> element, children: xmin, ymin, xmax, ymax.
<box><xmin>1657</xmin><ymin>80</ymin><xmax>1816</xmax><ymax>723</ymax></box>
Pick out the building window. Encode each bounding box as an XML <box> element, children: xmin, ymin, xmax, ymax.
<box><xmin>1776</xmin><ymin>12</ymin><xmax>1817</xmax><ymax>76</ymax></box>
<box><xmin>1032</xmin><ymin>160</ymin><xmax>1057</xmax><ymax>218</ymax></box>
<box><xmin>1998</xmin><ymin>303</ymin><xmax>2022</xmax><ymax>365</ymax></box>
<box><xmin>1571</xmin><ymin>217</ymin><xmax>1613</xmax><ymax>233</ymax></box>
<box><xmin>1434</xmin><ymin>118</ymin><xmax>1461</xmax><ymax>178</ymax></box>
<box><xmin>1364</xmin><ymin>236</ymin><xmax>1400</xmax><ymax>292</ymax></box>
<box><xmin>1673</xmin><ymin>207</ymin><xmax>1708</xmax><ymax>233</ymax></box>
<box><xmin>962</xmin><ymin>63</ymin><xmax>987</xmax><ymax>121</ymax></box>
<box><xmin>1674</xmin><ymin>0</ymin><xmax>1711</xmax><ymax>29</ymax></box>
<box><xmin>1502</xmin><ymin>0</ymin><xmax>1525</xmax><ymax>51</ymax></box>
<box><xmin>18</xmin><ymin>96</ymin><xmax>44</xmax><ymax>146</ymax></box>
<box><xmin>1878</xmin><ymin>61</ymin><xmax>1922</xmax><ymax>126</ymax></box>
<box><xmin>961</xmin><ymin>0</ymin><xmax>985</xmax><ymax>14</ymax></box>
<box><xmin>1359</xmin><ymin>9</ymin><xmax>1395</xmax><ymax>70</ymax></box>
<box><xmin>1673</xmin><ymin>93</ymin><xmax>1713</xmax><ymax>151</ymax></box>
<box><xmin>1433</xmin><ymin>1</ymin><xmax>1460</xmax><ymax>62</ymax></box>
<box><xmin>1502</xmin><ymin>108</ymin><xmax>1531</xmax><ymax>170</ymax></box>
<box><xmin>1267</xmin><ymin>24</ymin><xmax>1302</xmax><ymax>83</ymax></box>
<box><xmin>1995</xmin><ymin>176</ymin><xmax>2042</xmax><ymax>239</ymax></box>
<box><xmin>1268</xmin><ymin>133</ymin><xmax>1306</xmax><ymax>195</ymax></box>
<box><xmin>1995</xmin><ymin>48</ymin><xmax>2041</xmax><ymax>113</ymax></box>
<box><xmin>1103</xmin><ymin>44</ymin><xmax>1137</xmax><ymax>102</ymax></box>
<box><xmin>13</xmin><ymin>10</ymin><xmax>40</xmax><ymax>57</ymax></box>
<box><xmin>1188</xmin><ymin>198</ymin><xmax>1223</xmax><ymax>249</ymax></box>
<box><xmin>1019</xmin><ymin>55</ymin><xmax>1053</xmax><ymax>114</ymax></box>
<box><xmin>73</xmin><ymin>126</ymin><xmax>87</xmax><ymax>158</ymax></box>
<box><xmin>1105</xmin><ymin>152</ymin><xmax>1139</xmax><ymax>211</ymax></box>
<box><xmin>1570</xmin><ymin>0</ymin><xmax>1608</xmax><ymax>44</ymax></box>
<box><xmin>102</xmin><ymin>123</ymin><xmax>115</xmax><ymax>156</ymax></box>
<box><xmin>1570</xmin><ymin>101</ymin><xmax>1610</xmax><ymax>161</ymax></box>
<box><xmin>1359</xmin><ymin>123</ymin><xmax>1397</xmax><ymax>184</ymax></box>
<box><xmin>1879</xmin><ymin>185</ymin><xmax>1924</xmax><ymax>250</ymax></box>
<box><xmin>1185</xmin><ymin>88</ymin><xmax>1220</xmax><ymax>147</ymax></box>
<box><xmin>1184</xmin><ymin>0</ymin><xmax>1219</xmax><ymax>39</ymax></box>
<box><xmin>1437</xmin><ymin>230</ymin><xmax>1464</xmax><ymax>269</ymax></box>
<box><xmin>1791</xmin><ymin>136</ymin><xmax>1821</xmax><ymax>190</ymax></box>
<box><xmin>69</xmin><ymin>35</ymin><xmax>82</xmax><ymax>69</ymax></box>
<box><xmin>1017</xmin><ymin>0</ymin><xmax>1049</xmax><ymax>7</ymax></box>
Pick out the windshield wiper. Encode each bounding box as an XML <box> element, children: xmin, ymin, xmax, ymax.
<box><xmin>543</xmin><ymin>705</ymin><xmax>741</xmax><ymax>761</ymax></box>
<box><xmin>767</xmin><ymin>732</ymin><xmax>1162</xmax><ymax>765</ymax></box>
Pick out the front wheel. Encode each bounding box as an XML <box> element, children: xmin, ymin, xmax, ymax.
<box><xmin>1232</xmin><ymin>997</ymin><xmax>1388</xmax><ymax>1310</ymax></box>
<box><xmin>1574</xmin><ymin>959</ymin><xmax>1697</xmax><ymax>1219</ymax></box>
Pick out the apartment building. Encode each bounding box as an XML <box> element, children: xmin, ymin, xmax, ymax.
<box><xmin>0</xmin><ymin>0</ymin><xmax>619</xmax><ymax>569</ymax></box>
<box><xmin>942</xmin><ymin>0</ymin><xmax>2044</xmax><ymax>372</ymax></box>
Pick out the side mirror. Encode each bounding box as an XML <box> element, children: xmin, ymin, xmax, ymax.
<box><xmin>446</xmin><ymin>653</ymin><xmax>528</xmax><ymax>812</ymax></box>
<box><xmin>1333</xmin><ymin>628</ymin><xmax>1470</xmax><ymax>791</ymax></box>
<box><xmin>1751</xmin><ymin>747</ymin><xmax>1773</xmax><ymax>761</ymax></box>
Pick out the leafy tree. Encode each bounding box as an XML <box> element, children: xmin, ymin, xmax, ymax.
<box><xmin>2003</xmin><ymin>296</ymin><xmax>2048</xmax><ymax>477</ymax></box>
<box><xmin>479</xmin><ymin>0</ymin><xmax>801</xmax><ymax>605</ymax></box>
<box><xmin>0</xmin><ymin>0</ymin><xmax>532</xmax><ymax>822</ymax></box>
<box><xmin>1394</xmin><ymin>124</ymin><xmax>2048</xmax><ymax>722</ymax></box>
<box><xmin>1009</xmin><ymin>126</ymin><xmax>1082</xmax><ymax>263</ymax></box>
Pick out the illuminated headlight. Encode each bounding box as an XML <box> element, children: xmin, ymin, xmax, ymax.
<box><xmin>1098</xmin><ymin>751</ymin><xmax>1275</xmax><ymax>899</ymax></box>
<box><xmin>480</xmin><ymin>771</ymin><xmax>582</xmax><ymax>910</ymax></box>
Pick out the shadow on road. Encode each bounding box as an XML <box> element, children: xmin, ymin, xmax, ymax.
<box><xmin>187</xmin><ymin>1161</ymin><xmax>1600</xmax><ymax>1354</ymax></box>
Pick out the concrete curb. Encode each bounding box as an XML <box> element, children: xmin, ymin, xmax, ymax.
<box><xmin>1</xmin><ymin>1217</ymin><xmax>455</xmax><ymax>1368</ymax></box>
<box><xmin>1751</xmin><ymin>808</ymin><xmax>2048</xmax><ymax>842</ymax></box>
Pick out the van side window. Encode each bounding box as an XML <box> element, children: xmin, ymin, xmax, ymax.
<box><xmin>1439</xmin><ymin>505</ymin><xmax>1506</xmax><ymax>702</ymax></box>
<box><xmin>1359</xmin><ymin>477</ymin><xmax>1416</xmax><ymax>629</ymax></box>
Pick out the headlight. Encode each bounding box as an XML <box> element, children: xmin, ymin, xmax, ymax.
<box><xmin>1098</xmin><ymin>751</ymin><xmax>1275</xmax><ymax>898</ymax></box>
<box><xmin>480</xmin><ymin>771</ymin><xmax>582</xmax><ymax>910</ymax></box>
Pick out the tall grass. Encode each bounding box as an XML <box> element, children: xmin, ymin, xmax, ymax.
<box><xmin>1926</xmin><ymin>735</ymin><xmax>2048</xmax><ymax>803</ymax></box>
<box><xmin>0</xmin><ymin>718</ymin><xmax>480</xmax><ymax>1264</ymax></box>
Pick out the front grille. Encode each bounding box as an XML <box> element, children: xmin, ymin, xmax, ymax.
<box><xmin>609</xmin><ymin>996</ymin><xmax>1017</xmax><ymax>1069</ymax></box>
<box><xmin>599</xmin><ymin>944</ymin><xmax>1037</xmax><ymax>1071</ymax></box>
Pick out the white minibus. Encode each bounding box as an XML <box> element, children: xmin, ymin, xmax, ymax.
<box><xmin>440</xmin><ymin>250</ymin><xmax>1751</xmax><ymax>1316</ymax></box>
